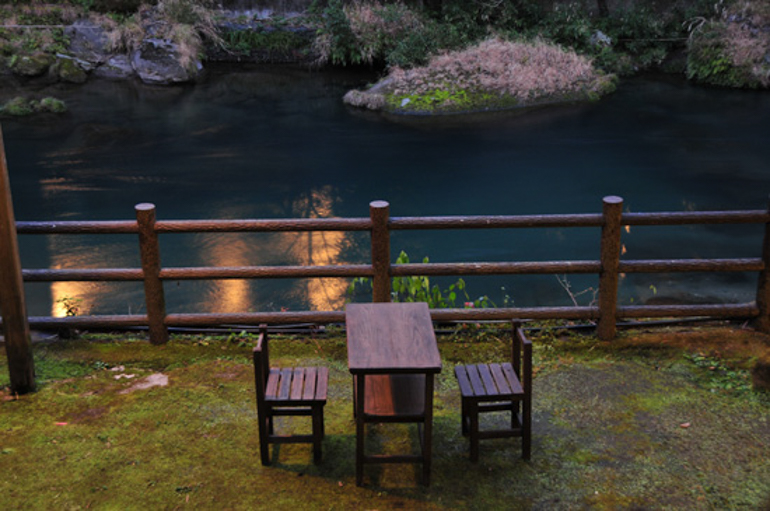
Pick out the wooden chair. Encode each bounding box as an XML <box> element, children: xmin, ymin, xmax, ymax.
<box><xmin>253</xmin><ymin>326</ymin><xmax>328</xmax><ymax>465</ymax></box>
<box><xmin>454</xmin><ymin>321</ymin><xmax>532</xmax><ymax>462</ymax></box>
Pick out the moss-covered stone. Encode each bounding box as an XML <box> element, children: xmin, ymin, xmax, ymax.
<box><xmin>1</xmin><ymin>96</ymin><xmax>33</xmax><ymax>116</ymax></box>
<box><xmin>0</xmin><ymin>96</ymin><xmax>67</xmax><ymax>116</ymax></box>
<box><xmin>384</xmin><ymin>88</ymin><xmax>520</xmax><ymax>115</ymax></box>
<box><xmin>11</xmin><ymin>52</ymin><xmax>55</xmax><ymax>77</ymax></box>
<box><xmin>53</xmin><ymin>57</ymin><xmax>88</xmax><ymax>84</ymax></box>
<box><xmin>38</xmin><ymin>97</ymin><xmax>68</xmax><ymax>113</ymax></box>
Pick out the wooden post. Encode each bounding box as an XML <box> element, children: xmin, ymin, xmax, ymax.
<box><xmin>754</xmin><ymin>197</ymin><xmax>770</xmax><ymax>333</ymax></box>
<box><xmin>597</xmin><ymin>196</ymin><xmax>623</xmax><ymax>341</ymax></box>
<box><xmin>370</xmin><ymin>200</ymin><xmax>391</xmax><ymax>302</ymax></box>
<box><xmin>136</xmin><ymin>203</ymin><xmax>168</xmax><ymax>345</ymax></box>
<box><xmin>0</xmin><ymin>125</ymin><xmax>36</xmax><ymax>394</ymax></box>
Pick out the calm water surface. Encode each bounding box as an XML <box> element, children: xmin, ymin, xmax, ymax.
<box><xmin>4</xmin><ymin>65</ymin><xmax>770</xmax><ymax>317</ymax></box>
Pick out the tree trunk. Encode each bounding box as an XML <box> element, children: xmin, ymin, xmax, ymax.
<box><xmin>597</xmin><ymin>0</ymin><xmax>609</xmax><ymax>17</ymax></box>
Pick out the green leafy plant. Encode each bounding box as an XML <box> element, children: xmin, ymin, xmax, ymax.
<box><xmin>312</xmin><ymin>0</ymin><xmax>358</xmax><ymax>65</ymax></box>
<box><xmin>223</xmin><ymin>28</ymin><xmax>308</xmax><ymax>54</ymax></box>
<box><xmin>347</xmin><ymin>250</ymin><xmax>491</xmax><ymax>308</ymax></box>
<box><xmin>684</xmin><ymin>352</ymin><xmax>752</xmax><ymax>393</ymax></box>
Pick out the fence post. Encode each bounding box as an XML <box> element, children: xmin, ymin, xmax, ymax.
<box><xmin>370</xmin><ymin>200</ymin><xmax>391</xmax><ymax>302</ymax></box>
<box><xmin>0</xmin><ymin>125</ymin><xmax>35</xmax><ymax>394</ymax></box>
<box><xmin>597</xmin><ymin>196</ymin><xmax>624</xmax><ymax>341</ymax></box>
<box><xmin>755</xmin><ymin>197</ymin><xmax>770</xmax><ymax>333</ymax></box>
<box><xmin>136</xmin><ymin>203</ymin><xmax>168</xmax><ymax>345</ymax></box>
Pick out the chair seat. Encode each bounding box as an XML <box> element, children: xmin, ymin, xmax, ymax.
<box><xmin>455</xmin><ymin>363</ymin><xmax>524</xmax><ymax>401</ymax></box>
<box><xmin>265</xmin><ymin>366</ymin><xmax>328</xmax><ymax>406</ymax></box>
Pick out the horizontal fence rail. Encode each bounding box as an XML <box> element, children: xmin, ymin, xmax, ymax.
<box><xmin>4</xmin><ymin>196</ymin><xmax>770</xmax><ymax>344</ymax></box>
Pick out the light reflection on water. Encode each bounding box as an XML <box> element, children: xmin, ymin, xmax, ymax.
<box><xmin>4</xmin><ymin>66</ymin><xmax>770</xmax><ymax>316</ymax></box>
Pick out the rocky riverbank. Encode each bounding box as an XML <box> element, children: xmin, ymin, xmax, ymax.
<box><xmin>0</xmin><ymin>0</ymin><xmax>767</xmax><ymax>117</ymax></box>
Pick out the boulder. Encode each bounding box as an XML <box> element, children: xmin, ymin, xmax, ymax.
<box><xmin>131</xmin><ymin>38</ymin><xmax>203</xmax><ymax>85</ymax></box>
<box><xmin>52</xmin><ymin>57</ymin><xmax>89</xmax><ymax>84</ymax></box>
<box><xmin>66</xmin><ymin>19</ymin><xmax>111</xmax><ymax>66</ymax></box>
<box><xmin>12</xmin><ymin>53</ymin><xmax>55</xmax><ymax>77</ymax></box>
<box><xmin>94</xmin><ymin>55</ymin><xmax>136</xmax><ymax>80</ymax></box>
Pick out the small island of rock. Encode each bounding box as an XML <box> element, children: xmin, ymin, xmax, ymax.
<box><xmin>343</xmin><ymin>37</ymin><xmax>617</xmax><ymax>115</ymax></box>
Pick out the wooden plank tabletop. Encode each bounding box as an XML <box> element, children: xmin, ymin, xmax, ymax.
<box><xmin>346</xmin><ymin>302</ymin><xmax>441</xmax><ymax>374</ymax></box>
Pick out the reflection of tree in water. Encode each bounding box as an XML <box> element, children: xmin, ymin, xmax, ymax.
<box><xmin>286</xmin><ymin>185</ymin><xmax>362</xmax><ymax>311</ymax></box>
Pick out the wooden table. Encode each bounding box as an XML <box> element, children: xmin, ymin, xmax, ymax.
<box><xmin>346</xmin><ymin>302</ymin><xmax>442</xmax><ymax>486</ymax></box>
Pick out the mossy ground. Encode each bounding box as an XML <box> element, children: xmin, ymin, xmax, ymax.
<box><xmin>2</xmin><ymin>323</ymin><xmax>769</xmax><ymax>509</ymax></box>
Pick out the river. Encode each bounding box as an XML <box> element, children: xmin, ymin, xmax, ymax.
<box><xmin>3</xmin><ymin>65</ymin><xmax>769</xmax><ymax>317</ymax></box>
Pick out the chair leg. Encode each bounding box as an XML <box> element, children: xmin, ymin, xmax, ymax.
<box><xmin>259</xmin><ymin>414</ymin><xmax>271</xmax><ymax>466</ymax></box>
<box><xmin>461</xmin><ymin>397</ymin><xmax>468</xmax><ymax>437</ymax></box>
<box><xmin>522</xmin><ymin>399</ymin><xmax>532</xmax><ymax>461</ymax></box>
<box><xmin>511</xmin><ymin>401</ymin><xmax>520</xmax><ymax>429</ymax></box>
<box><xmin>469</xmin><ymin>400</ymin><xmax>480</xmax><ymax>462</ymax></box>
<box><xmin>312</xmin><ymin>404</ymin><xmax>324</xmax><ymax>464</ymax></box>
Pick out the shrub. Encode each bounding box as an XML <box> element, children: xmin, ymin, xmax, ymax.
<box><xmin>313</xmin><ymin>0</ymin><xmax>424</xmax><ymax>66</ymax></box>
<box><xmin>312</xmin><ymin>0</ymin><xmax>357</xmax><ymax>65</ymax></box>
<box><xmin>686</xmin><ymin>0</ymin><xmax>770</xmax><ymax>88</ymax></box>
<box><xmin>347</xmin><ymin>251</ymin><xmax>491</xmax><ymax>308</ymax></box>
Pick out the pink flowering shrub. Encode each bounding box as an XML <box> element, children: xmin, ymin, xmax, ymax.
<box><xmin>379</xmin><ymin>38</ymin><xmax>615</xmax><ymax>113</ymax></box>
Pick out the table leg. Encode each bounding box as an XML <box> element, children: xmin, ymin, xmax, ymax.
<box><xmin>423</xmin><ymin>374</ymin><xmax>434</xmax><ymax>486</ymax></box>
<box><xmin>355</xmin><ymin>374</ymin><xmax>365</xmax><ymax>486</ymax></box>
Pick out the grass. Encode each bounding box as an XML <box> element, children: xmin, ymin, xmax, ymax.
<box><xmin>1</xmin><ymin>322</ymin><xmax>770</xmax><ymax>509</ymax></box>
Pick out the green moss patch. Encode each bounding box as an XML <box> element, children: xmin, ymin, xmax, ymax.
<box><xmin>1</xmin><ymin>325</ymin><xmax>769</xmax><ymax>508</ymax></box>
<box><xmin>0</xmin><ymin>96</ymin><xmax>67</xmax><ymax>117</ymax></box>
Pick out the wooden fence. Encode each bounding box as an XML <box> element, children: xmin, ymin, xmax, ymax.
<box><xmin>4</xmin><ymin>197</ymin><xmax>770</xmax><ymax>348</ymax></box>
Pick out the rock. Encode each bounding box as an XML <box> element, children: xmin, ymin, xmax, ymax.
<box><xmin>343</xmin><ymin>89</ymin><xmax>385</xmax><ymax>110</ymax></box>
<box><xmin>590</xmin><ymin>30</ymin><xmax>612</xmax><ymax>47</ymax></box>
<box><xmin>344</xmin><ymin>39</ymin><xmax>616</xmax><ymax>115</ymax></box>
<box><xmin>66</xmin><ymin>19</ymin><xmax>111</xmax><ymax>66</ymax></box>
<box><xmin>12</xmin><ymin>53</ymin><xmax>55</xmax><ymax>77</ymax></box>
<box><xmin>131</xmin><ymin>38</ymin><xmax>202</xmax><ymax>85</ymax></box>
<box><xmin>94</xmin><ymin>55</ymin><xmax>135</xmax><ymax>80</ymax></box>
<box><xmin>1</xmin><ymin>97</ymin><xmax>33</xmax><ymax>116</ymax></box>
<box><xmin>51</xmin><ymin>57</ymin><xmax>88</xmax><ymax>84</ymax></box>
<box><xmin>38</xmin><ymin>97</ymin><xmax>67</xmax><ymax>114</ymax></box>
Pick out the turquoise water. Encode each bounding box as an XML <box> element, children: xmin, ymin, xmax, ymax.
<box><xmin>4</xmin><ymin>66</ymin><xmax>770</xmax><ymax>316</ymax></box>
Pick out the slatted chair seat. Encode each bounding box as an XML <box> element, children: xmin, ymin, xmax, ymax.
<box><xmin>265</xmin><ymin>366</ymin><xmax>328</xmax><ymax>406</ymax></box>
<box><xmin>454</xmin><ymin>322</ymin><xmax>532</xmax><ymax>462</ymax></box>
<box><xmin>253</xmin><ymin>326</ymin><xmax>328</xmax><ymax>465</ymax></box>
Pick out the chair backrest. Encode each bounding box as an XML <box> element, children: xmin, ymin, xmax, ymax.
<box><xmin>512</xmin><ymin>321</ymin><xmax>533</xmax><ymax>392</ymax></box>
<box><xmin>253</xmin><ymin>325</ymin><xmax>270</xmax><ymax>403</ymax></box>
